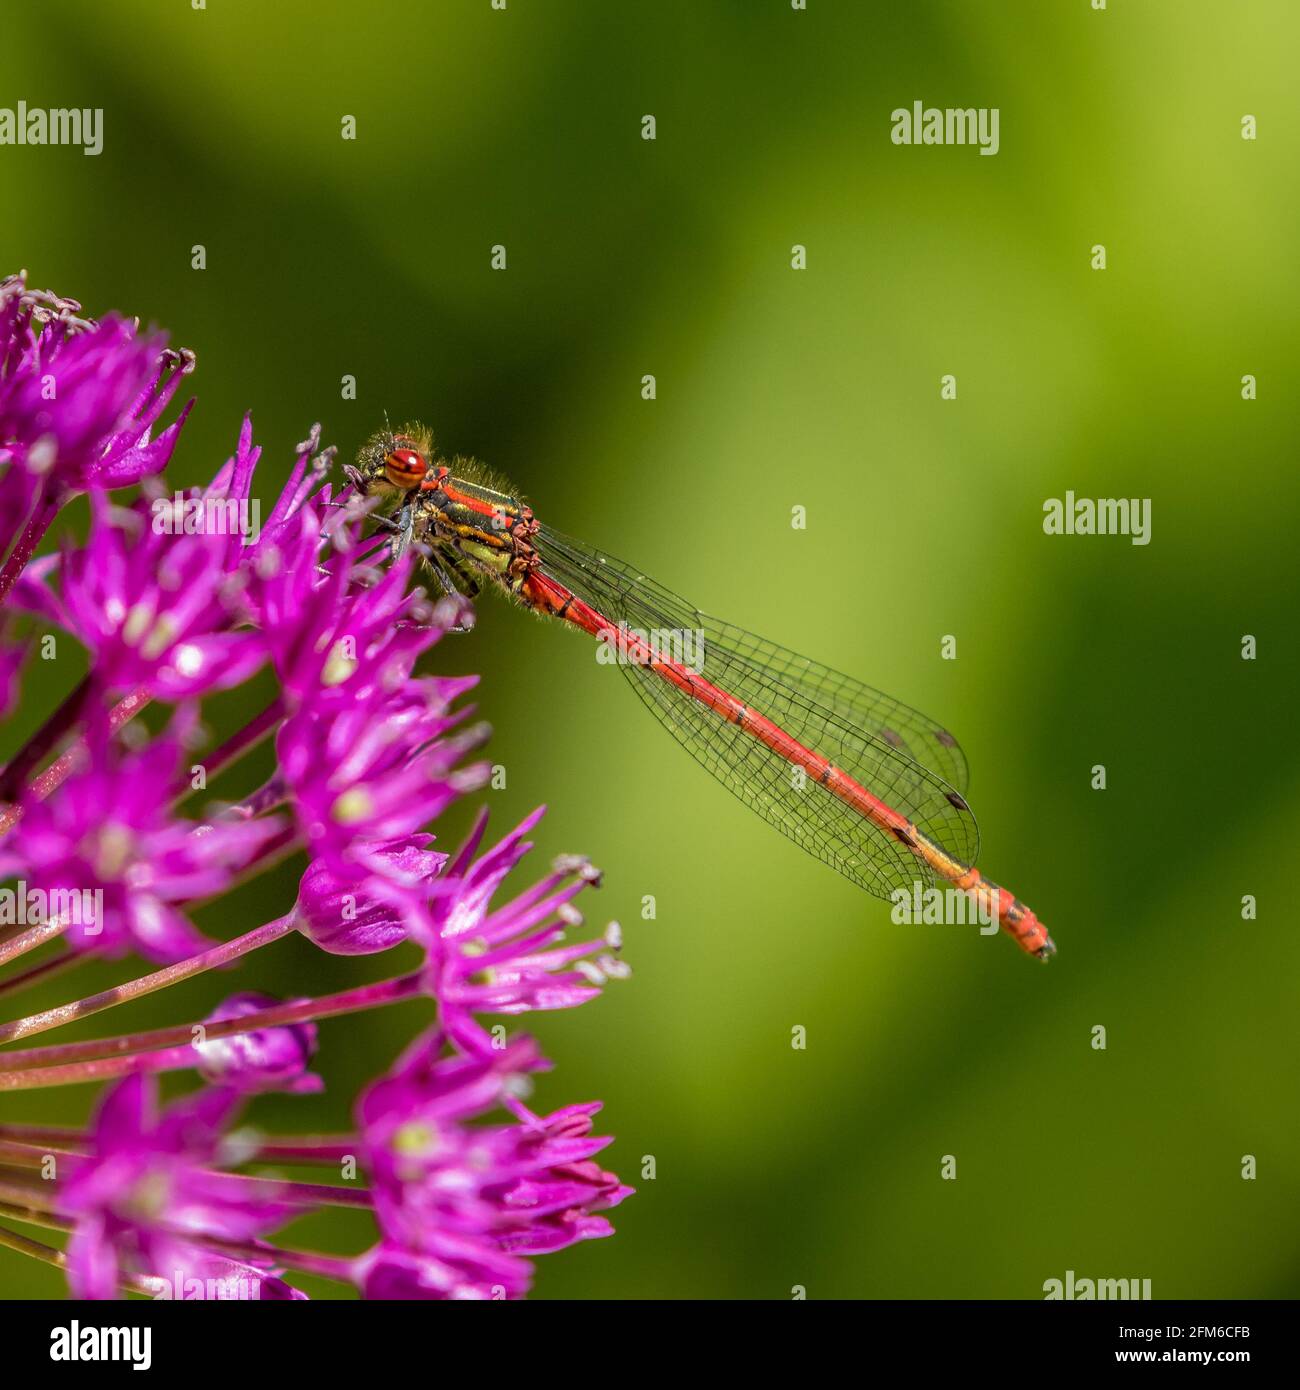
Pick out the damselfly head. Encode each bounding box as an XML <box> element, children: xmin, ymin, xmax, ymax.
<box><xmin>386</xmin><ymin>444</ymin><xmax>428</xmax><ymax>489</ymax></box>
<box><xmin>354</xmin><ymin>421</ymin><xmax>438</xmax><ymax>499</ymax></box>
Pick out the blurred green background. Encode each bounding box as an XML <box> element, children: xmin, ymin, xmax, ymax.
<box><xmin>2</xmin><ymin>0</ymin><xmax>1298</xmax><ymax>1300</ymax></box>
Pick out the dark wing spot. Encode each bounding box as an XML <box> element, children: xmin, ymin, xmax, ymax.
<box><xmin>935</xmin><ymin>730</ymin><xmax>957</xmax><ymax>747</ymax></box>
<box><xmin>945</xmin><ymin>790</ymin><xmax>969</xmax><ymax>811</ymax></box>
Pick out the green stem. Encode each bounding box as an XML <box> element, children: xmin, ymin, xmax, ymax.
<box><xmin>0</xmin><ymin>1198</ymin><xmax>68</xmax><ymax>1233</ymax></box>
<box><xmin>218</xmin><ymin>774</ymin><xmax>288</xmax><ymax>822</ymax></box>
<box><xmin>0</xmin><ymin>948</ymin><xmax>82</xmax><ymax>1002</ymax></box>
<box><xmin>0</xmin><ymin>919</ymin><xmax>70</xmax><ymax>970</ymax></box>
<box><xmin>0</xmin><ymin>1123</ymin><xmax>85</xmax><ymax>1146</ymax></box>
<box><xmin>0</xmin><ymin>1123</ymin><xmax>356</xmax><ymax>1164</ymax></box>
<box><xmin>0</xmin><ymin>685</ymin><xmax>153</xmax><ymax>838</ymax></box>
<box><xmin>0</xmin><ymin>1201</ymin><xmax>354</xmax><ymax>1287</ymax></box>
<box><xmin>0</xmin><ymin>487</ymin><xmax>61</xmax><ymax>605</ymax></box>
<box><xmin>178</xmin><ymin>697</ymin><xmax>284</xmax><ymax>804</ymax></box>
<box><xmin>0</xmin><ymin>676</ymin><xmax>93</xmax><ymax>804</ymax></box>
<box><xmin>0</xmin><ymin>1146</ymin><xmax>367</xmax><ymax>1210</ymax></box>
<box><xmin>198</xmin><ymin>1233</ymin><xmax>356</xmax><ymax>1282</ymax></box>
<box><xmin>0</xmin><ymin>971</ymin><xmax>425</xmax><ymax>1087</ymax></box>
<box><xmin>0</xmin><ymin>1138</ymin><xmax>83</xmax><ymax>1168</ymax></box>
<box><xmin>0</xmin><ymin>1217</ymin><xmax>174</xmax><ymax>1296</ymax></box>
<box><xmin>0</xmin><ymin>913</ymin><xmax>296</xmax><ymax>1045</ymax></box>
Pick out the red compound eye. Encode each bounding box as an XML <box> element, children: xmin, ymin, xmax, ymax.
<box><xmin>385</xmin><ymin>447</ymin><xmax>427</xmax><ymax>488</ymax></box>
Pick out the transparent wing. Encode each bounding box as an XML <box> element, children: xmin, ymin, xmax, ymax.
<box><xmin>534</xmin><ymin>525</ymin><xmax>979</xmax><ymax>900</ymax></box>
<box><xmin>696</xmin><ymin>619</ymin><xmax>969</xmax><ymax>795</ymax></box>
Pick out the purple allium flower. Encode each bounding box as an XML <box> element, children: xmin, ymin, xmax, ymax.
<box><xmin>353</xmin><ymin>1028</ymin><xmax>630</xmax><ymax>1298</ymax></box>
<box><xmin>354</xmin><ymin>1031</ymin><xmax>544</xmax><ymax>1299</ymax></box>
<box><xmin>0</xmin><ymin>716</ymin><xmax>283</xmax><ymax>960</ymax></box>
<box><xmin>202</xmin><ymin>413</ymin><xmax>324</xmax><ymax>579</ymax></box>
<box><xmin>294</xmin><ymin>834</ymin><xmax>446</xmax><ymax>955</ymax></box>
<box><xmin>419</xmin><ymin>809</ymin><xmax>628</xmax><ymax>1054</ymax></box>
<box><xmin>144</xmin><ymin>1252</ymin><xmax>308</xmax><ymax>1302</ymax></box>
<box><xmin>251</xmin><ymin>509</ymin><xmax>444</xmax><ymax>708</ymax></box>
<box><xmin>0</xmin><ymin>276</ymin><xmax>631</xmax><ymax>1304</ymax></box>
<box><xmin>0</xmin><ymin>625</ymin><xmax>27</xmax><ymax>717</ymax></box>
<box><xmin>0</xmin><ymin>440</ymin><xmax>40</xmax><ymax>550</ymax></box>
<box><xmin>56</xmin><ymin>1075</ymin><xmax>296</xmax><ymax>1301</ymax></box>
<box><xmin>293</xmin><ymin>805</ymin><xmax>628</xmax><ymax>1049</ymax></box>
<box><xmin>0</xmin><ymin>274</ymin><xmax>192</xmax><ymax>498</ymax></box>
<box><xmin>193</xmin><ymin>993</ymin><xmax>322</xmax><ymax>1094</ymax></box>
<box><xmin>489</xmin><ymin>1101</ymin><xmax>633</xmax><ymax>1255</ymax></box>
<box><xmin>42</xmin><ymin>494</ymin><xmax>267</xmax><ymax>698</ymax></box>
<box><xmin>277</xmin><ymin>678</ymin><xmax>488</xmax><ymax>879</ymax></box>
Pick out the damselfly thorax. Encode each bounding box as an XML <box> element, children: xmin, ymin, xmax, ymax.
<box><xmin>346</xmin><ymin>422</ymin><xmax>1056</xmax><ymax>962</ymax></box>
<box><xmin>348</xmin><ymin>423</ymin><xmax>541</xmax><ymax>604</ymax></box>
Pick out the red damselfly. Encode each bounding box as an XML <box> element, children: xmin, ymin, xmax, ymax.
<box><xmin>344</xmin><ymin>425</ymin><xmax>1054</xmax><ymax>961</ymax></box>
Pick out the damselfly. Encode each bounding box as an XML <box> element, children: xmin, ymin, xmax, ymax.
<box><xmin>344</xmin><ymin>424</ymin><xmax>1054</xmax><ymax>961</ymax></box>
